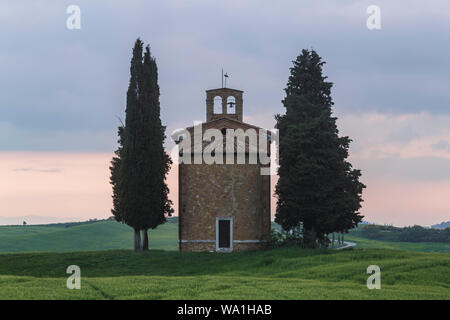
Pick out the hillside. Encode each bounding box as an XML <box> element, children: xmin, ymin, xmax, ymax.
<box><xmin>0</xmin><ymin>220</ymin><xmax>178</xmax><ymax>252</ymax></box>
<box><xmin>0</xmin><ymin>248</ymin><xmax>448</xmax><ymax>299</ymax></box>
<box><xmin>432</xmin><ymin>221</ymin><xmax>450</xmax><ymax>229</ymax></box>
<box><xmin>1</xmin><ymin>220</ymin><xmax>449</xmax><ymax>299</ymax></box>
<box><xmin>345</xmin><ymin>235</ymin><xmax>450</xmax><ymax>253</ymax></box>
<box><xmin>1</xmin><ymin>219</ymin><xmax>449</xmax><ymax>253</ymax></box>
<box><xmin>349</xmin><ymin>224</ymin><xmax>449</xmax><ymax>243</ymax></box>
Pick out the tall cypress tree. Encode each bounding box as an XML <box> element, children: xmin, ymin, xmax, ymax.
<box><xmin>110</xmin><ymin>39</ymin><xmax>172</xmax><ymax>252</ymax></box>
<box><xmin>139</xmin><ymin>45</ymin><xmax>173</xmax><ymax>250</ymax></box>
<box><xmin>274</xmin><ymin>49</ymin><xmax>365</xmax><ymax>247</ymax></box>
<box><xmin>110</xmin><ymin>126</ymin><xmax>124</xmax><ymax>223</ymax></box>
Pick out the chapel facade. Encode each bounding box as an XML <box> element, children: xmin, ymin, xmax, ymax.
<box><xmin>177</xmin><ymin>87</ymin><xmax>271</xmax><ymax>252</ymax></box>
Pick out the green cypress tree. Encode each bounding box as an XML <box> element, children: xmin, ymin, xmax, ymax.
<box><xmin>117</xmin><ymin>38</ymin><xmax>145</xmax><ymax>251</ymax></box>
<box><xmin>274</xmin><ymin>49</ymin><xmax>365</xmax><ymax>247</ymax></box>
<box><xmin>110</xmin><ymin>126</ymin><xmax>124</xmax><ymax>223</ymax></box>
<box><xmin>139</xmin><ymin>45</ymin><xmax>173</xmax><ymax>250</ymax></box>
<box><xmin>110</xmin><ymin>39</ymin><xmax>173</xmax><ymax>252</ymax></box>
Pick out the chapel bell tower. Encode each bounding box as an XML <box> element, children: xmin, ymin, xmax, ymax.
<box><xmin>206</xmin><ymin>88</ymin><xmax>243</xmax><ymax>122</ymax></box>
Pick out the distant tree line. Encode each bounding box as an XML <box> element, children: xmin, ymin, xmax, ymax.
<box><xmin>431</xmin><ymin>221</ymin><xmax>450</xmax><ymax>230</ymax></box>
<box><xmin>351</xmin><ymin>224</ymin><xmax>450</xmax><ymax>243</ymax></box>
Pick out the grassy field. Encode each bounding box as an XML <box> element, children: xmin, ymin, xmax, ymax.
<box><xmin>0</xmin><ymin>220</ymin><xmax>178</xmax><ymax>252</ymax></box>
<box><xmin>2</xmin><ymin>220</ymin><xmax>448</xmax><ymax>254</ymax></box>
<box><xmin>0</xmin><ymin>220</ymin><xmax>449</xmax><ymax>299</ymax></box>
<box><xmin>0</xmin><ymin>247</ymin><xmax>448</xmax><ymax>299</ymax></box>
<box><xmin>345</xmin><ymin>234</ymin><xmax>450</xmax><ymax>253</ymax></box>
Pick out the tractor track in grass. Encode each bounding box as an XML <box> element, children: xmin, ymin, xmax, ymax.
<box><xmin>84</xmin><ymin>280</ymin><xmax>114</xmax><ymax>300</ymax></box>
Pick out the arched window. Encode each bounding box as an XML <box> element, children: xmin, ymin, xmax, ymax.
<box><xmin>214</xmin><ymin>96</ymin><xmax>222</xmax><ymax>114</ymax></box>
<box><xmin>227</xmin><ymin>96</ymin><xmax>236</xmax><ymax>114</ymax></box>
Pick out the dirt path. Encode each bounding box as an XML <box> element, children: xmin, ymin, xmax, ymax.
<box><xmin>333</xmin><ymin>241</ymin><xmax>357</xmax><ymax>250</ymax></box>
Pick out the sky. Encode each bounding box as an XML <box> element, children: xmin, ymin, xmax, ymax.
<box><xmin>1</xmin><ymin>0</ymin><xmax>450</xmax><ymax>226</ymax></box>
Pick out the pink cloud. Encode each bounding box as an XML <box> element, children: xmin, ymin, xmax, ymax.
<box><xmin>363</xmin><ymin>177</ymin><xmax>450</xmax><ymax>226</ymax></box>
<box><xmin>0</xmin><ymin>151</ymin><xmax>180</xmax><ymax>222</ymax></box>
<box><xmin>0</xmin><ymin>152</ymin><xmax>114</xmax><ymax>220</ymax></box>
<box><xmin>337</xmin><ymin>112</ymin><xmax>450</xmax><ymax>160</ymax></box>
<box><xmin>1</xmin><ymin>147</ymin><xmax>449</xmax><ymax>227</ymax></box>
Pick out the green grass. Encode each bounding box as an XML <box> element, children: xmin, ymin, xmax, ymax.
<box><xmin>0</xmin><ymin>248</ymin><xmax>448</xmax><ymax>299</ymax></box>
<box><xmin>0</xmin><ymin>220</ymin><xmax>178</xmax><ymax>253</ymax></box>
<box><xmin>345</xmin><ymin>235</ymin><xmax>450</xmax><ymax>253</ymax></box>
<box><xmin>0</xmin><ymin>221</ymin><xmax>449</xmax><ymax>299</ymax></box>
<box><xmin>1</xmin><ymin>220</ymin><xmax>448</xmax><ymax>254</ymax></box>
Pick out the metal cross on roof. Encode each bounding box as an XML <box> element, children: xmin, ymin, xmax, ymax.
<box><xmin>221</xmin><ymin>68</ymin><xmax>230</xmax><ymax>88</ymax></box>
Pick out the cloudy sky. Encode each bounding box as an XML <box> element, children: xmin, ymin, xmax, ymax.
<box><xmin>1</xmin><ymin>0</ymin><xmax>450</xmax><ymax>226</ymax></box>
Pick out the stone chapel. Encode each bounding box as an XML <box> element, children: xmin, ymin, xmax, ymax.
<box><xmin>177</xmin><ymin>87</ymin><xmax>271</xmax><ymax>252</ymax></box>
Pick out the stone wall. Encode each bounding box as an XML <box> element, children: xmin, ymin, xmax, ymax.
<box><xmin>179</xmin><ymin>161</ymin><xmax>271</xmax><ymax>252</ymax></box>
<box><xmin>179</xmin><ymin>242</ymin><xmax>265</xmax><ymax>252</ymax></box>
